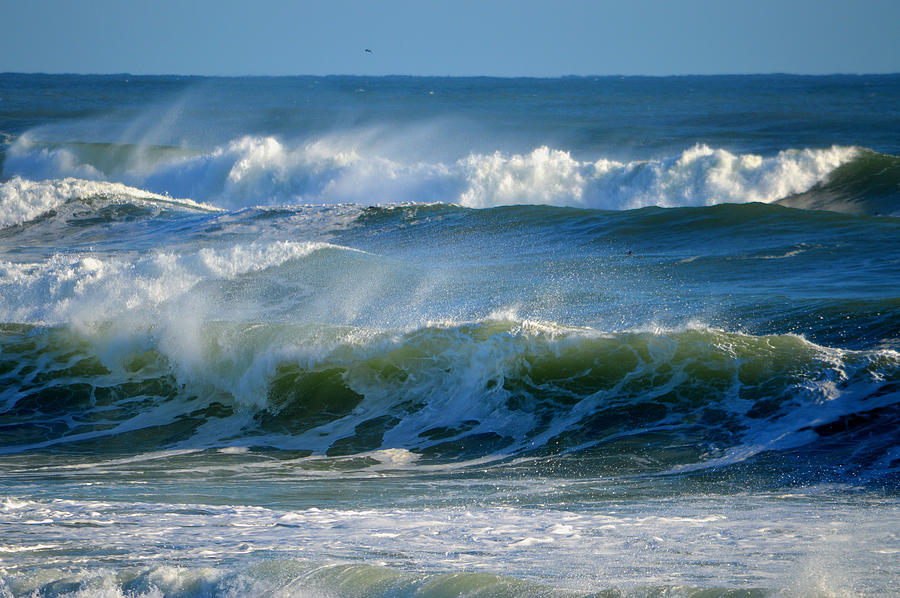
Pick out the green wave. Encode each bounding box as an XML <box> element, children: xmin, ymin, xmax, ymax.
<box><xmin>2</xmin><ymin>321</ymin><xmax>898</xmax><ymax>479</ymax></box>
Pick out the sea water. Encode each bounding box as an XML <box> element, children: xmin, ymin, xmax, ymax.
<box><xmin>1</xmin><ymin>74</ymin><xmax>899</xmax><ymax>597</ymax></box>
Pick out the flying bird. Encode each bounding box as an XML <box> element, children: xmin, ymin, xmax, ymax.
<box><xmin>364</xmin><ymin>49</ymin><xmax>373</xmax><ymax>54</ymax></box>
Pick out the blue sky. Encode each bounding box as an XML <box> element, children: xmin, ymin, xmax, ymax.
<box><xmin>2</xmin><ymin>0</ymin><xmax>898</xmax><ymax>77</ymax></box>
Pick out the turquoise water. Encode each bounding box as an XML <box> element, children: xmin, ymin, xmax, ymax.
<box><xmin>1</xmin><ymin>74</ymin><xmax>899</xmax><ymax>597</ymax></box>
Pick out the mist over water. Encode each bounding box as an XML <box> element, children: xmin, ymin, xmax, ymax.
<box><xmin>1</xmin><ymin>73</ymin><xmax>899</xmax><ymax>597</ymax></box>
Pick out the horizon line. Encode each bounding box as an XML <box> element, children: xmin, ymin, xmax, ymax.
<box><xmin>2</xmin><ymin>71</ymin><xmax>900</xmax><ymax>80</ymax></box>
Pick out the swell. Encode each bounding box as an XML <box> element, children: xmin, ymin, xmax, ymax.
<box><xmin>2</xmin><ymin>321</ymin><xmax>898</xmax><ymax>480</ymax></box>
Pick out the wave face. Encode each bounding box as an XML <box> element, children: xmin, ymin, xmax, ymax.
<box><xmin>2</xmin><ymin>74</ymin><xmax>900</xmax><ymax>597</ymax></box>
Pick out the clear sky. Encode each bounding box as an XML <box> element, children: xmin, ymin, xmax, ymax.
<box><xmin>2</xmin><ymin>0</ymin><xmax>898</xmax><ymax>77</ymax></box>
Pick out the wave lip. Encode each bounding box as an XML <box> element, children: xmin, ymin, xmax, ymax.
<box><xmin>3</xmin><ymin>132</ymin><xmax>863</xmax><ymax>211</ymax></box>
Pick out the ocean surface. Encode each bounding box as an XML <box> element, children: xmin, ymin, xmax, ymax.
<box><xmin>1</xmin><ymin>73</ymin><xmax>899</xmax><ymax>597</ymax></box>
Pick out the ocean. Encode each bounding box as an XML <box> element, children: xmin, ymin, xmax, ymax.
<box><xmin>0</xmin><ymin>73</ymin><xmax>899</xmax><ymax>597</ymax></box>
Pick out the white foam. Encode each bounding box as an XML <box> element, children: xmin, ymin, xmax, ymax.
<box><xmin>459</xmin><ymin>144</ymin><xmax>857</xmax><ymax>209</ymax></box>
<box><xmin>1</xmin><ymin>495</ymin><xmax>897</xmax><ymax>595</ymax></box>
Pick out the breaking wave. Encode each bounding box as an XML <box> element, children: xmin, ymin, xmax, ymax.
<box><xmin>1</xmin><ymin>133</ymin><xmax>872</xmax><ymax>214</ymax></box>
<box><xmin>0</xmin><ymin>176</ymin><xmax>216</xmax><ymax>228</ymax></box>
<box><xmin>1</xmin><ymin>319</ymin><xmax>898</xmax><ymax>480</ymax></box>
